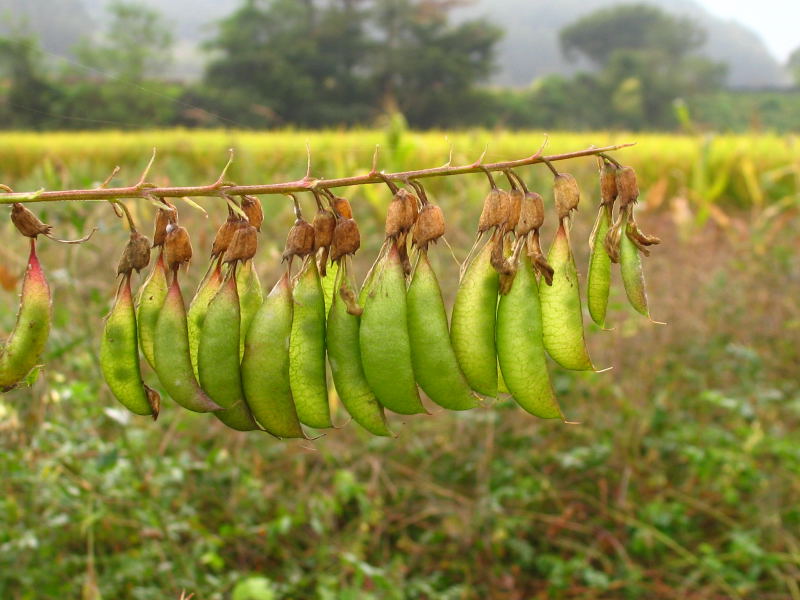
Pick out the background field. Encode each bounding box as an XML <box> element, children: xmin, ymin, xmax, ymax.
<box><xmin>1</xmin><ymin>129</ymin><xmax>799</xmax><ymax>599</ymax></box>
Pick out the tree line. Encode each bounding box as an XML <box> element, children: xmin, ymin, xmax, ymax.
<box><xmin>0</xmin><ymin>0</ymin><xmax>797</xmax><ymax>131</ymax></box>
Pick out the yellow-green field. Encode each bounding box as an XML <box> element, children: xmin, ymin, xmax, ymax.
<box><xmin>1</xmin><ymin>130</ymin><xmax>799</xmax><ymax>599</ymax></box>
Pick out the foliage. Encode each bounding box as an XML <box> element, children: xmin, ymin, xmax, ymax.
<box><xmin>1</xmin><ymin>129</ymin><xmax>799</xmax><ymax>598</ymax></box>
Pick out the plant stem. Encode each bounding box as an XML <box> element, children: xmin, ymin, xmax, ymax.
<box><xmin>0</xmin><ymin>143</ymin><xmax>634</xmax><ymax>205</ymax></box>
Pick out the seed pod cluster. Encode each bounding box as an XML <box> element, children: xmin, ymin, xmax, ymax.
<box><xmin>6</xmin><ymin>148</ymin><xmax>659</xmax><ymax>437</ymax></box>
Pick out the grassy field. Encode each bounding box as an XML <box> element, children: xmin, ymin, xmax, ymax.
<box><xmin>1</xmin><ymin>129</ymin><xmax>799</xmax><ymax>599</ymax></box>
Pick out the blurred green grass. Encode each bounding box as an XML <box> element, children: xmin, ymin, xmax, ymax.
<box><xmin>1</xmin><ymin>129</ymin><xmax>799</xmax><ymax>599</ymax></box>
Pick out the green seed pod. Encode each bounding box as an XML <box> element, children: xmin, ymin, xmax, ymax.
<box><xmin>241</xmin><ymin>273</ymin><xmax>305</xmax><ymax>438</ymax></box>
<box><xmin>319</xmin><ymin>258</ymin><xmax>339</xmax><ymax>317</ymax></box>
<box><xmin>136</xmin><ymin>252</ymin><xmax>168</xmax><ymax>369</ymax></box>
<box><xmin>327</xmin><ymin>263</ymin><xmax>391</xmax><ymax>436</ymax></box>
<box><xmin>450</xmin><ymin>239</ymin><xmax>499</xmax><ymax>397</ymax></box>
<box><xmin>0</xmin><ymin>240</ymin><xmax>51</xmax><ymax>391</ymax></box>
<box><xmin>497</xmin><ymin>253</ymin><xmax>562</xmax><ymax>419</ymax></box>
<box><xmin>587</xmin><ymin>205</ymin><xmax>613</xmax><ymax>328</ymax></box>
<box><xmin>620</xmin><ymin>215</ymin><xmax>651</xmax><ymax>317</ymax></box>
<box><xmin>539</xmin><ymin>224</ymin><xmax>594</xmax><ymax>371</ymax></box>
<box><xmin>236</xmin><ymin>260</ymin><xmax>263</xmax><ymax>359</ymax></box>
<box><xmin>187</xmin><ymin>262</ymin><xmax>223</xmax><ymax>379</ymax></box>
<box><xmin>100</xmin><ymin>274</ymin><xmax>158</xmax><ymax>418</ymax></box>
<box><xmin>289</xmin><ymin>258</ymin><xmax>331</xmax><ymax>429</ymax></box>
<box><xmin>360</xmin><ymin>245</ymin><xmax>425</xmax><ymax>415</ymax></box>
<box><xmin>407</xmin><ymin>252</ymin><xmax>479</xmax><ymax>411</ymax></box>
<box><xmin>198</xmin><ymin>274</ymin><xmax>259</xmax><ymax>431</ymax></box>
<box><xmin>153</xmin><ymin>275</ymin><xmax>221</xmax><ymax>412</ymax></box>
<box><xmin>554</xmin><ymin>173</ymin><xmax>580</xmax><ymax>220</ymax></box>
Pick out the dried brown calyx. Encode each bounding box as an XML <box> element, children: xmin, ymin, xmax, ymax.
<box><xmin>331</xmin><ymin>196</ymin><xmax>352</xmax><ymax>220</ymax></box>
<box><xmin>145</xmin><ymin>385</ymin><xmax>161</xmax><ymax>421</ymax></box>
<box><xmin>313</xmin><ymin>209</ymin><xmax>336</xmax><ymax>251</ymax></box>
<box><xmin>505</xmin><ymin>189</ymin><xmax>523</xmax><ymax>233</ymax></box>
<box><xmin>117</xmin><ymin>231</ymin><xmax>152</xmax><ymax>275</ymax></box>
<box><xmin>211</xmin><ymin>215</ymin><xmax>245</xmax><ymax>258</ymax></box>
<box><xmin>385</xmin><ymin>189</ymin><xmax>418</xmax><ymax>238</ymax></box>
<box><xmin>616</xmin><ymin>166</ymin><xmax>639</xmax><ymax>209</ymax></box>
<box><xmin>11</xmin><ymin>202</ymin><xmax>95</xmax><ymax>244</ymax></box>
<box><xmin>164</xmin><ymin>223</ymin><xmax>193</xmax><ymax>270</ymax></box>
<box><xmin>241</xmin><ymin>195</ymin><xmax>264</xmax><ymax>231</ymax></box>
<box><xmin>282</xmin><ymin>218</ymin><xmax>315</xmax><ymax>263</ymax></box>
<box><xmin>224</xmin><ymin>224</ymin><xmax>259</xmax><ymax>264</ymax></box>
<box><xmin>600</xmin><ymin>163</ymin><xmax>618</xmax><ymax>207</ymax></box>
<box><xmin>11</xmin><ymin>203</ymin><xmax>53</xmax><ymax>238</ymax></box>
<box><xmin>330</xmin><ymin>218</ymin><xmax>360</xmax><ymax>262</ymax></box>
<box><xmin>152</xmin><ymin>200</ymin><xmax>177</xmax><ymax>247</ymax></box>
<box><xmin>526</xmin><ymin>230</ymin><xmax>554</xmax><ymax>285</ymax></box>
<box><xmin>478</xmin><ymin>188</ymin><xmax>509</xmax><ymax>233</ymax></box>
<box><xmin>412</xmin><ymin>203</ymin><xmax>446</xmax><ymax>250</ymax></box>
<box><xmin>339</xmin><ymin>284</ymin><xmax>363</xmax><ymax>316</ymax></box>
<box><xmin>515</xmin><ymin>191</ymin><xmax>544</xmax><ymax>237</ymax></box>
<box><xmin>554</xmin><ymin>173</ymin><xmax>580</xmax><ymax>220</ymax></box>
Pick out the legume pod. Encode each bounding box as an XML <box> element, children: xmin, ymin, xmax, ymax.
<box><xmin>539</xmin><ymin>223</ymin><xmax>594</xmax><ymax>371</ymax></box>
<box><xmin>327</xmin><ymin>262</ymin><xmax>392</xmax><ymax>436</ymax></box>
<box><xmin>136</xmin><ymin>252</ymin><xmax>168</xmax><ymax>369</ymax></box>
<box><xmin>241</xmin><ymin>273</ymin><xmax>305</xmax><ymax>438</ymax></box>
<box><xmin>100</xmin><ymin>274</ymin><xmax>158</xmax><ymax>416</ymax></box>
<box><xmin>360</xmin><ymin>245</ymin><xmax>425</xmax><ymax>415</ymax></box>
<box><xmin>0</xmin><ymin>240</ymin><xmax>51</xmax><ymax>391</ymax></box>
<box><xmin>198</xmin><ymin>273</ymin><xmax>259</xmax><ymax>431</ymax></box>
<box><xmin>450</xmin><ymin>239</ymin><xmax>499</xmax><ymax>397</ymax></box>
<box><xmin>408</xmin><ymin>252</ymin><xmax>479</xmax><ymax>410</ymax></box>
<box><xmin>620</xmin><ymin>212</ymin><xmax>651</xmax><ymax>317</ymax></box>
<box><xmin>289</xmin><ymin>258</ymin><xmax>331</xmax><ymax>429</ymax></box>
<box><xmin>587</xmin><ymin>206</ymin><xmax>613</xmax><ymax>328</ymax></box>
<box><xmin>497</xmin><ymin>253</ymin><xmax>561</xmax><ymax>419</ymax></box>
<box><xmin>153</xmin><ymin>275</ymin><xmax>221</xmax><ymax>412</ymax></box>
<box><xmin>187</xmin><ymin>262</ymin><xmax>222</xmax><ymax>379</ymax></box>
<box><xmin>236</xmin><ymin>260</ymin><xmax>263</xmax><ymax>358</ymax></box>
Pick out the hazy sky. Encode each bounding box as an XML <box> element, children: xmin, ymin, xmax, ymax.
<box><xmin>699</xmin><ymin>0</ymin><xmax>799</xmax><ymax>61</ymax></box>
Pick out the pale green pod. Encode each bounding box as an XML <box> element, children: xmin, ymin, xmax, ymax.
<box><xmin>539</xmin><ymin>223</ymin><xmax>594</xmax><ymax>371</ymax></box>
<box><xmin>450</xmin><ymin>239</ymin><xmax>499</xmax><ymax>397</ymax></box>
<box><xmin>153</xmin><ymin>275</ymin><xmax>221</xmax><ymax>413</ymax></box>
<box><xmin>0</xmin><ymin>240</ymin><xmax>51</xmax><ymax>391</ymax></box>
<box><xmin>100</xmin><ymin>275</ymin><xmax>155</xmax><ymax>416</ymax></box>
<box><xmin>620</xmin><ymin>217</ymin><xmax>650</xmax><ymax>317</ymax></box>
<box><xmin>289</xmin><ymin>258</ymin><xmax>331</xmax><ymax>429</ymax></box>
<box><xmin>320</xmin><ymin>258</ymin><xmax>339</xmax><ymax>317</ymax></box>
<box><xmin>198</xmin><ymin>274</ymin><xmax>259</xmax><ymax>431</ymax></box>
<box><xmin>187</xmin><ymin>262</ymin><xmax>223</xmax><ymax>380</ymax></box>
<box><xmin>497</xmin><ymin>253</ymin><xmax>561</xmax><ymax>419</ymax></box>
<box><xmin>241</xmin><ymin>273</ymin><xmax>305</xmax><ymax>438</ymax></box>
<box><xmin>327</xmin><ymin>264</ymin><xmax>391</xmax><ymax>436</ymax></box>
<box><xmin>360</xmin><ymin>245</ymin><xmax>425</xmax><ymax>415</ymax></box>
<box><xmin>236</xmin><ymin>260</ymin><xmax>263</xmax><ymax>359</ymax></box>
<box><xmin>136</xmin><ymin>251</ymin><xmax>168</xmax><ymax>369</ymax></box>
<box><xmin>587</xmin><ymin>206</ymin><xmax>613</xmax><ymax>328</ymax></box>
<box><xmin>407</xmin><ymin>252</ymin><xmax>479</xmax><ymax>411</ymax></box>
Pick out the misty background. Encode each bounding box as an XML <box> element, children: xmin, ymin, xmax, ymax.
<box><xmin>0</xmin><ymin>0</ymin><xmax>798</xmax><ymax>131</ymax></box>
